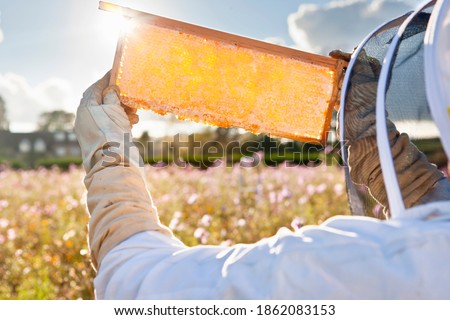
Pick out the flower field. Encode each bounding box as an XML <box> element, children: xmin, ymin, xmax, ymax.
<box><xmin>0</xmin><ymin>163</ymin><xmax>350</xmax><ymax>299</ymax></box>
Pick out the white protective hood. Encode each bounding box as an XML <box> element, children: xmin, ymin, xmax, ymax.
<box><xmin>425</xmin><ymin>0</ymin><xmax>450</xmax><ymax>159</ymax></box>
<box><xmin>340</xmin><ymin>0</ymin><xmax>450</xmax><ymax>219</ymax></box>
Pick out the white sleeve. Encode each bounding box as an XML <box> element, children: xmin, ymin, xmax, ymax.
<box><xmin>95</xmin><ymin>215</ymin><xmax>450</xmax><ymax>299</ymax></box>
<box><xmin>74</xmin><ymin>76</ymin><xmax>173</xmax><ymax>269</ymax></box>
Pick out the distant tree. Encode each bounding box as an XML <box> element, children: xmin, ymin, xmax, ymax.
<box><xmin>138</xmin><ymin>131</ymin><xmax>150</xmax><ymax>144</ymax></box>
<box><xmin>0</xmin><ymin>96</ymin><xmax>9</xmax><ymax>131</ymax></box>
<box><xmin>135</xmin><ymin>131</ymin><xmax>151</xmax><ymax>157</ymax></box>
<box><xmin>215</xmin><ymin>127</ymin><xmax>240</xmax><ymax>145</ymax></box>
<box><xmin>38</xmin><ymin>110</ymin><xmax>75</xmax><ymax>132</ymax></box>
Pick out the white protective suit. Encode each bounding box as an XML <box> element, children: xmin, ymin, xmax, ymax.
<box><xmin>74</xmin><ymin>0</ymin><xmax>450</xmax><ymax>299</ymax></box>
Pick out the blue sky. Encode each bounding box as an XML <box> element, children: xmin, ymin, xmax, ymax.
<box><xmin>0</xmin><ymin>0</ymin><xmax>421</xmax><ymax>135</ymax></box>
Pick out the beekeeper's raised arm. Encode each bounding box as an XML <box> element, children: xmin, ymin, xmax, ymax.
<box><xmin>330</xmin><ymin>49</ymin><xmax>450</xmax><ymax>215</ymax></box>
<box><xmin>74</xmin><ymin>72</ymin><xmax>173</xmax><ymax>270</ymax></box>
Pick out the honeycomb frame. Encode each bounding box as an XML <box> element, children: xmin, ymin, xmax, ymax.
<box><xmin>100</xmin><ymin>1</ymin><xmax>346</xmax><ymax>145</ymax></box>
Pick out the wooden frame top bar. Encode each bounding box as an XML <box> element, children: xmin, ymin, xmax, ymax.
<box><xmin>99</xmin><ymin>1</ymin><xmax>339</xmax><ymax>68</ymax></box>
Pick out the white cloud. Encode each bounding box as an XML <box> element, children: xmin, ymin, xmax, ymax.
<box><xmin>263</xmin><ymin>37</ymin><xmax>287</xmax><ymax>46</ymax></box>
<box><xmin>0</xmin><ymin>73</ymin><xmax>74</xmax><ymax>131</ymax></box>
<box><xmin>288</xmin><ymin>0</ymin><xmax>416</xmax><ymax>54</ymax></box>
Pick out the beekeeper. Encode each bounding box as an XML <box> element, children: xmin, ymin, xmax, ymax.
<box><xmin>75</xmin><ymin>0</ymin><xmax>450</xmax><ymax>299</ymax></box>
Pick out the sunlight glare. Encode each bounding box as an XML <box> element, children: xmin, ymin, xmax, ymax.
<box><xmin>97</xmin><ymin>13</ymin><xmax>132</xmax><ymax>48</ymax></box>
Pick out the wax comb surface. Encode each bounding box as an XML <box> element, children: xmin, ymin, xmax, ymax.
<box><xmin>103</xmin><ymin>2</ymin><xmax>344</xmax><ymax>144</ymax></box>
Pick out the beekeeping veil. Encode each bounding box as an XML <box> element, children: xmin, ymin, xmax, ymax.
<box><xmin>340</xmin><ymin>0</ymin><xmax>450</xmax><ymax>219</ymax></box>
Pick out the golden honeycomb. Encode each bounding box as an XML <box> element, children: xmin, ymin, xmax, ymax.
<box><xmin>110</xmin><ymin>15</ymin><xmax>342</xmax><ymax>144</ymax></box>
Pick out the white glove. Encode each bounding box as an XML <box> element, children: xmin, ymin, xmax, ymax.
<box><xmin>75</xmin><ymin>72</ymin><xmax>172</xmax><ymax>270</ymax></box>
